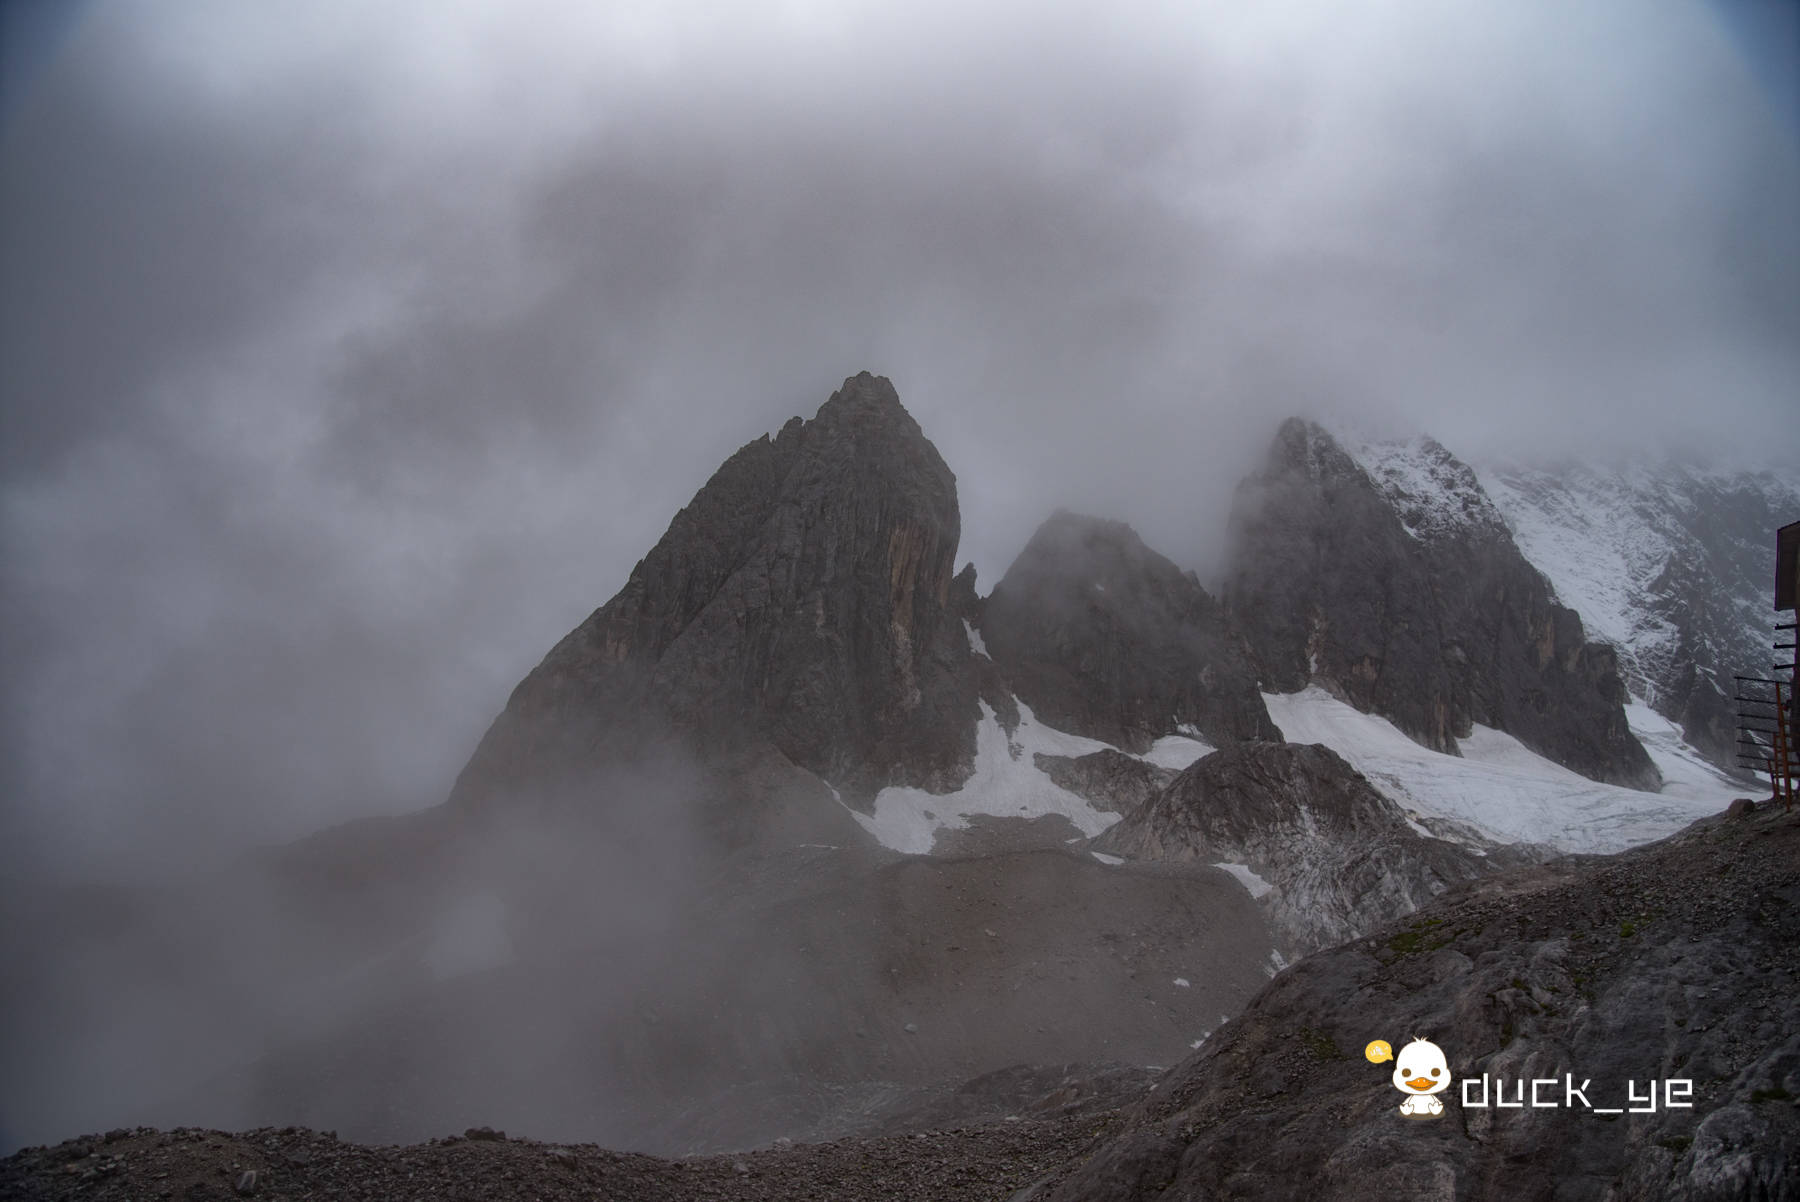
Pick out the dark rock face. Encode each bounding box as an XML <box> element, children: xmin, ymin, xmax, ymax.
<box><xmin>981</xmin><ymin>511</ymin><xmax>1279</xmax><ymax>754</ymax></box>
<box><xmin>1050</xmin><ymin>802</ymin><xmax>1800</xmax><ymax>1202</ymax></box>
<box><xmin>1033</xmin><ymin>750</ymin><xmax>1177</xmax><ymax>820</ymax></box>
<box><xmin>448</xmin><ymin>373</ymin><xmax>980</xmax><ymax>808</ymax></box>
<box><xmin>1093</xmin><ymin>742</ymin><xmax>1526</xmax><ymax>956</ymax></box>
<box><xmin>1225</xmin><ymin>420</ymin><xmax>1658</xmax><ymax>789</ymax></box>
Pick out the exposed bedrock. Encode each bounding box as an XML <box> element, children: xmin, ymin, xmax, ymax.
<box><xmin>1224</xmin><ymin>419</ymin><xmax>1658</xmax><ymax>789</ymax></box>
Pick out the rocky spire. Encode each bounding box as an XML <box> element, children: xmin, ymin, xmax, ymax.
<box><xmin>448</xmin><ymin>373</ymin><xmax>980</xmax><ymax>810</ymax></box>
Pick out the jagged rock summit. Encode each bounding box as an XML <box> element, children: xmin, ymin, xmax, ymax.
<box><xmin>448</xmin><ymin>373</ymin><xmax>981</xmax><ymax>809</ymax></box>
<box><xmin>981</xmin><ymin>510</ymin><xmax>1278</xmax><ymax>754</ymax></box>
<box><xmin>1225</xmin><ymin>419</ymin><xmax>1659</xmax><ymax>790</ymax></box>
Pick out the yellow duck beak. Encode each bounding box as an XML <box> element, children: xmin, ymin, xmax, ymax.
<box><xmin>1407</xmin><ymin>1078</ymin><xmax>1433</xmax><ymax>1091</ymax></box>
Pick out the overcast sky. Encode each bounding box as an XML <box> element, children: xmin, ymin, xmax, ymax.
<box><xmin>2</xmin><ymin>0</ymin><xmax>1796</xmax><ymax>881</ymax></box>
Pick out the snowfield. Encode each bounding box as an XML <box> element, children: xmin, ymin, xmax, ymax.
<box><xmin>1212</xmin><ymin>862</ymin><xmax>1274</xmax><ymax>899</ymax></box>
<box><xmin>851</xmin><ymin>699</ymin><xmax>1125</xmax><ymax>854</ymax></box>
<box><xmin>1140</xmin><ymin>732</ymin><xmax>1217</xmax><ymax>771</ymax></box>
<box><xmin>1475</xmin><ymin>460</ymin><xmax>1799</xmax><ymax>717</ymax></box>
<box><xmin>847</xmin><ymin>684</ymin><xmax>1740</xmax><ymax>859</ymax></box>
<box><xmin>1262</xmin><ymin>687</ymin><xmax>1739</xmax><ymax>855</ymax></box>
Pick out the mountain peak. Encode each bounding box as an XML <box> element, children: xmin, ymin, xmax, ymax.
<box><xmin>981</xmin><ymin>510</ymin><xmax>1277</xmax><ymax>754</ymax></box>
<box><xmin>447</xmin><ymin>374</ymin><xmax>979</xmax><ymax>811</ymax></box>
<box><xmin>1268</xmin><ymin>416</ymin><xmax>1363</xmax><ymax>483</ymax></box>
<box><xmin>814</xmin><ymin>372</ymin><xmax>914</xmax><ymax>429</ymax></box>
<box><xmin>1226</xmin><ymin>421</ymin><xmax>1659</xmax><ymax>789</ymax></box>
<box><xmin>1341</xmin><ymin>432</ymin><xmax>1511</xmax><ymax>545</ymax></box>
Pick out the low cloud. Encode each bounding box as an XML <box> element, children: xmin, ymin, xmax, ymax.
<box><xmin>1</xmin><ymin>0</ymin><xmax>1795</xmax><ymax>879</ymax></box>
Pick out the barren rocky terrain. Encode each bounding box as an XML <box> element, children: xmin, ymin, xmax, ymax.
<box><xmin>10</xmin><ymin>797</ymin><xmax>1794</xmax><ymax>1201</ymax></box>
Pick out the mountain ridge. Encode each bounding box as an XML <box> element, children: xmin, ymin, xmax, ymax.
<box><xmin>1224</xmin><ymin>418</ymin><xmax>1660</xmax><ymax>790</ymax></box>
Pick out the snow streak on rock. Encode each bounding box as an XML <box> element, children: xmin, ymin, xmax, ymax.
<box><xmin>1211</xmin><ymin>862</ymin><xmax>1273</xmax><ymax>899</ymax></box>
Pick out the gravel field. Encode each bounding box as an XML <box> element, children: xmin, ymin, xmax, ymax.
<box><xmin>1</xmin><ymin>1112</ymin><xmax>1125</xmax><ymax>1202</ymax></box>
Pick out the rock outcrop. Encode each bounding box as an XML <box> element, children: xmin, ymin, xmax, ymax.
<box><xmin>1225</xmin><ymin>420</ymin><xmax>1658</xmax><ymax>789</ymax></box>
<box><xmin>1050</xmin><ymin>800</ymin><xmax>1800</xmax><ymax>1202</ymax></box>
<box><xmin>981</xmin><ymin>511</ymin><xmax>1278</xmax><ymax>755</ymax></box>
<box><xmin>447</xmin><ymin>373</ymin><xmax>981</xmax><ymax>808</ymax></box>
<box><xmin>1032</xmin><ymin>749</ymin><xmax>1177</xmax><ymax>821</ymax></box>
<box><xmin>1094</xmin><ymin>741</ymin><xmax>1537</xmax><ymax>955</ymax></box>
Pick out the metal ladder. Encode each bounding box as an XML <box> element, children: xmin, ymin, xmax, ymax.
<box><xmin>1736</xmin><ymin>620</ymin><xmax>1796</xmax><ymax>808</ymax></box>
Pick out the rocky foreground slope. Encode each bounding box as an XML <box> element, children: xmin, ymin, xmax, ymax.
<box><xmin>1050</xmin><ymin>796</ymin><xmax>1800</xmax><ymax>1202</ymax></box>
<box><xmin>10</xmin><ymin>800</ymin><xmax>1792</xmax><ymax>1202</ymax></box>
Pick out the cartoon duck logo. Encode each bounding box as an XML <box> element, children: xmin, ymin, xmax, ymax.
<box><xmin>1384</xmin><ymin>1037</ymin><xmax>1451</xmax><ymax>1119</ymax></box>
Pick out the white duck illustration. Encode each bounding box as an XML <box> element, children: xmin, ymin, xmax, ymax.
<box><xmin>1392</xmin><ymin>1038</ymin><xmax>1450</xmax><ymax>1119</ymax></box>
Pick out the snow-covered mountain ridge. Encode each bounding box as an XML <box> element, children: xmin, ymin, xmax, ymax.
<box><xmin>1477</xmin><ymin>460</ymin><xmax>1798</xmax><ymax>768</ymax></box>
<box><xmin>1343</xmin><ymin>434</ymin><xmax>1511</xmax><ymax>545</ymax></box>
<box><xmin>1227</xmin><ymin>420</ymin><xmax>1657</xmax><ymax>788</ymax></box>
<box><xmin>1322</xmin><ymin>427</ymin><xmax>1794</xmax><ymax>775</ymax></box>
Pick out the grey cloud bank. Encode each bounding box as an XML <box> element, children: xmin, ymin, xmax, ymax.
<box><xmin>2</xmin><ymin>0</ymin><xmax>1795</xmax><ymax>881</ymax></box>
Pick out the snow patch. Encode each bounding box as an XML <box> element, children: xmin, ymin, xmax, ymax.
<box><xmin>1173</xmin><ymin>977</ymin><xmax>1190</xmax><ymax>988</ymax></box>
<box><xmin>854</xmin><ymin>700</ymin><xmax>1123</xmax><ymax>854</ymax></box>
<box><xmin>1262</xmin><ymin>686</ymin><xmax>1733</xmax><ymax>854</ymax></box>
<box><xmin>964</xmin><ymin>620</ymin><xmax>989</xmax><ymax>659</ymax></box>
<box><xmin>1091</xmin><ymin>851</ymin><xmax>1124</xmax><ymax>866</ymax></box>
<box><xmin>1212</xmin><ymin>862</ymin><xmax>1274</xmax><ymax>899</ymax></box>
<box><xmin>1140</xmin><ymin>733</ymin><xmax>1216</xmax><ymax>771</ymax></box>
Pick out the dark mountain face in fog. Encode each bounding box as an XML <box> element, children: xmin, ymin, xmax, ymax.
<box><xmin>3</xmin><ymin>0</ymin><xmax>1796</xmax><ymax>885</ymax></box>
<box><xmin>0</xmin><ymin>368</ymin><xmax>1773</xmax><ymax>1164</ymax></box>
<box><xmin>981</xmin><ymin>511</ymin><xmax>1277</xmax><ymax>754</ymax></box>
<box><xmin>1224</xmin><ymin>419</ymin><xmax>1659</xmax><ymax>789</ymax></box>
<box><xmin>449</xmin><ymin>373</ymin><xmax>979</xmax><ymax>810</ymax></box>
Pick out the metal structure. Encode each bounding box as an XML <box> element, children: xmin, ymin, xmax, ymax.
<box><xmin>1736</xmin><ymin>521</ymin><xmax>1799</xmax><ymax>807</ymax></box>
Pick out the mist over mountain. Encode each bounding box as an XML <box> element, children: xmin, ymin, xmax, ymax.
<box><xmin>4</xmin><ymin>371</ymin><xmax>1791</xmax><ymax>1201</ymax></box>
<box><xmin>4</xmin><ymin>2</ymin><xmax>1797</xmax><ymax>1196</ymax></box>
<box><xmin>5</xmin><ymin>0</ymin><xmax>1797</xmax><ymax>890</ymax></box>
<box><xmin>980</xmin><ymin>510</ymin><xmax>1278</xmax><ymax>754</ymax></box>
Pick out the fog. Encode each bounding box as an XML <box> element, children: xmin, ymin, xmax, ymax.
<box><xmin>3</xmin><ymin>0</ymin><xmax>1795</xmax><ymax>883</ymax></box>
